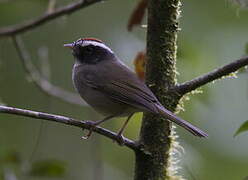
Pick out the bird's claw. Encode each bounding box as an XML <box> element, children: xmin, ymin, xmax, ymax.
<box><xmin>81</xmin><ymin>130</ymin><xmax>92</xmax><ymax>140</ymax></box>
<box><xmin>114</xmin><ymin>133</ymin><xmax>125</xmax><ymax>146</ymax></box>
<box><xmin>81</xmin><ymin>121</ymin><xmax>97</xmax><ymax>140</ymax></box>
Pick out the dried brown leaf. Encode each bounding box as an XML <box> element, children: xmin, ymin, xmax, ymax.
<box><xmin>127</xmin><ymin>0</ymin><xmax>147</xmax><ymax>31</ymax></box>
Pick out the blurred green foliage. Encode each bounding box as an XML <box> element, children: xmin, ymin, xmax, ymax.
<box><xmin>245</xmin><ymin>42</ymin><xmax>248</xmax><ymax>54</ymax></box>
<box><xmin>1</xmin><ymin>0</ymin><xmax>248</xmax><ymax>180</ymax></box>
<box><xmin>30</xmin><ymin>159</ymin><xmax>66</xmax><ymax>177</ymax></box>
<box><xmin>0</xmin><ymin>149</ymin><xmax>66</xmax><ymax>179</ymax></box>
<box><xmin>0</xmin><ymin>151</ymin><xmax>21</xmax><ymax>165</ymax></box>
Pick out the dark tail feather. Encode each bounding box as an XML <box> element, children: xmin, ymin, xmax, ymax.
<box><xmin>157</xmin><ymin>106</ymin><xmax>208</xmax><ymax>138</ymax></box>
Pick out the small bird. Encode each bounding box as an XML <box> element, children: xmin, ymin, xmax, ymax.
<box><xmin>64</xmin><ymin>38</ymin><xmax>208</xmax><ymax>141</ymax></box>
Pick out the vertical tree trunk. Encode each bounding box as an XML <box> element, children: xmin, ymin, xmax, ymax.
<box><xmin>134</xmin><ymin>0</ymin><xmax>181</xmax><ymax>179</ymax></box>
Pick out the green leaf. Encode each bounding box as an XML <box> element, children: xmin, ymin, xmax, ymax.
<box><xmin>234</xmin><ymin>120</ymin><xmax>248</xmax><ymax>137</ymax></box>
<box><xmin>29</xmin><ymin>159</ymin><xmax>66</xmax><ymax>177</ymax></box>
<box><xmin>236</xmin><ymin>67</ymin><xmax>246</xmax><ymax>74</ymax></box>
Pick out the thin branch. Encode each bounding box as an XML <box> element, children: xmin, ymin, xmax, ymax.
<box><xmin>0</xmin><ymin>0</ymin><xmax>103</xmax><ymax>37</ymax></box>
<box><xmin>0</xmin><ymin>105</ymin><xmax>139</xmax><ymax>151</ymax></box>
<box><xmin>173</xmin><ymin>56</ymin><xmax>248</xmax><ymax>95</ymax></box>
<box><xmin>12</xmin><ymin>36</ymin><xmax>87</xmax><ymax>106</ymax></box>
<box><xmin>38</xmin><ymin>46</ymin><xmax>51</xmax><ymax>79</ymax></box>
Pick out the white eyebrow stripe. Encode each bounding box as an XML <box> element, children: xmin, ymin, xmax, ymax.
<box><xmin>77</xmin><ymin>40</ymin><xmax>114</xmax><ymax>54</ymax></box>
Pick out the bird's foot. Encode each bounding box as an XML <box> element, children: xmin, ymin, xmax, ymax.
<box><xmin>81</xmin><ymin>121</ymin><xmax>97</xmax><ymax>140</ymax></box>
<box><xmin>114</xmin><ymin>133</ymin><xmax>125</xmax><ymax>146</ymax></box>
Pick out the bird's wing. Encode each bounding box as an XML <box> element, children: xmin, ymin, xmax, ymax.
<box><xmin>107</xmin><ymin>79</ymin><xmax>160</xmax><ymax>113</ymax></box>
<box><xmin>85</xmin><ymin>74</ymin><xmax>160</xmax><ymax>114</ymax></box>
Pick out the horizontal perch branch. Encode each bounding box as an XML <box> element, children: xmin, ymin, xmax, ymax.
<box><xmin>0</xmin><ymin>0</ymin><xmax>103</xmax><ymax>36</ymax></box>
<box><xmin>0</xmin><ymin>105</ymin><xmax>139</xmax><ymax>151</ymax></box>
<box><xmin>173</xmin><ymin>56</ymin><xmax>248</xmax><ymax>95</ymax></box>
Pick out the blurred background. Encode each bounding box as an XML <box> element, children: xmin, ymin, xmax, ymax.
<box><xmin>0</xmin><ymin>0</ymin><xmax>248</xmax><ymax>179</ymax></box>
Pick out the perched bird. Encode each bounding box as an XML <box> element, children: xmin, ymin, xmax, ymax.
<box><xmin>64</xmin><ymin>38</ymin><xmax>208</xmax><ymax>141</ymax></box>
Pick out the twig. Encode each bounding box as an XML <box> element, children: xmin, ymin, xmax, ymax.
<box><xmin>0</xmin><ymin>0</ymin><xmax>104</xmax><ymax>36</ymax></box>
<box><xmin>0</xmin><ymin>105</ymin><xmax>139</xmax><ymax>151</ymax></box>
<box><xmin>11</xmin><ymin>36</ymin><xmax>87</xmax><ymax>106</ymax></box>
<box><xmin>173</xmin><ymin>56</ymin><xmax>248</xmax><ymax>95</ymax></box>
<box><xmin>47</xmin><ymin>0</ymin><xmax>57</xmax><ymax>13</ymax></box>
<box><xmin>38</xmin><ymin>46</ymin><xmax>51</xmax><ymax>79</ymax></box>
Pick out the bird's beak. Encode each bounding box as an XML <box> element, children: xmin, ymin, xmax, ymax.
<box><xmin>63</xmin><ymin>43</ymin><xmax>74</xmax><ymax>49</ymax></box>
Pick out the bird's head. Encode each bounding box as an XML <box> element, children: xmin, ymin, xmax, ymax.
<box><xmin>64</xmin><ymin>38</ymin><xmax>114</xmax><ymax>64</ymax></box>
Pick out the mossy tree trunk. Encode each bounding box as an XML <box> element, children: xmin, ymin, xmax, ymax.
<box><xmin>134</xmin><ymin>0</ymin><xmax>182</xmax><ymax>179</ymax></box>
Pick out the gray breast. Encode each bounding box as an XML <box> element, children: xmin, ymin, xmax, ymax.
<box><xmin>72</xmin><ymin>63</ymin><xmax>136</xmax><ymax>117</ymax></box>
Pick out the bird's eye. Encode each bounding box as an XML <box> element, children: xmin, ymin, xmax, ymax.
<box><xmin>85</xmin><ymin>46</ymin><xmax>93</xmax><ymax>54</ymax></box>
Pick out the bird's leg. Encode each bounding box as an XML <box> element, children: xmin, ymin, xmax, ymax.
<box><xmin>115</xmin><ymin>113</ymin><xmax>134</xmax><ymax>145</ymax></box>
<box><xmin>81</xmin><ymin>115</ymin><xmax>116</xmax><ymax>140</ymax></box>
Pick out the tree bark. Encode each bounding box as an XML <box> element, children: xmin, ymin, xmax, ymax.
<box><xmin>134</xmin><ymin>0</ymin><xmax>181</xmax><ymax>179</ymax></box>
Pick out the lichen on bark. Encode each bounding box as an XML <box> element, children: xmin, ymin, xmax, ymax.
<box><xmin>134</xmin><ymin>0</ymin><xmax>183</xmax><ymax>179</ymax></box>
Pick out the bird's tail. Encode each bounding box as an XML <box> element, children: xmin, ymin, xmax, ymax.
<box><xmin>157</xmin><ymin>106</ymin><xmax>208</xmax><ymax>138</ymax></box>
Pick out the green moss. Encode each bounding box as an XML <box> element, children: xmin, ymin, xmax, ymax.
<box><xmin>134</xmin><ymin>0</ymin><xmax>184</xmax><ymax>179</ymax></box>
